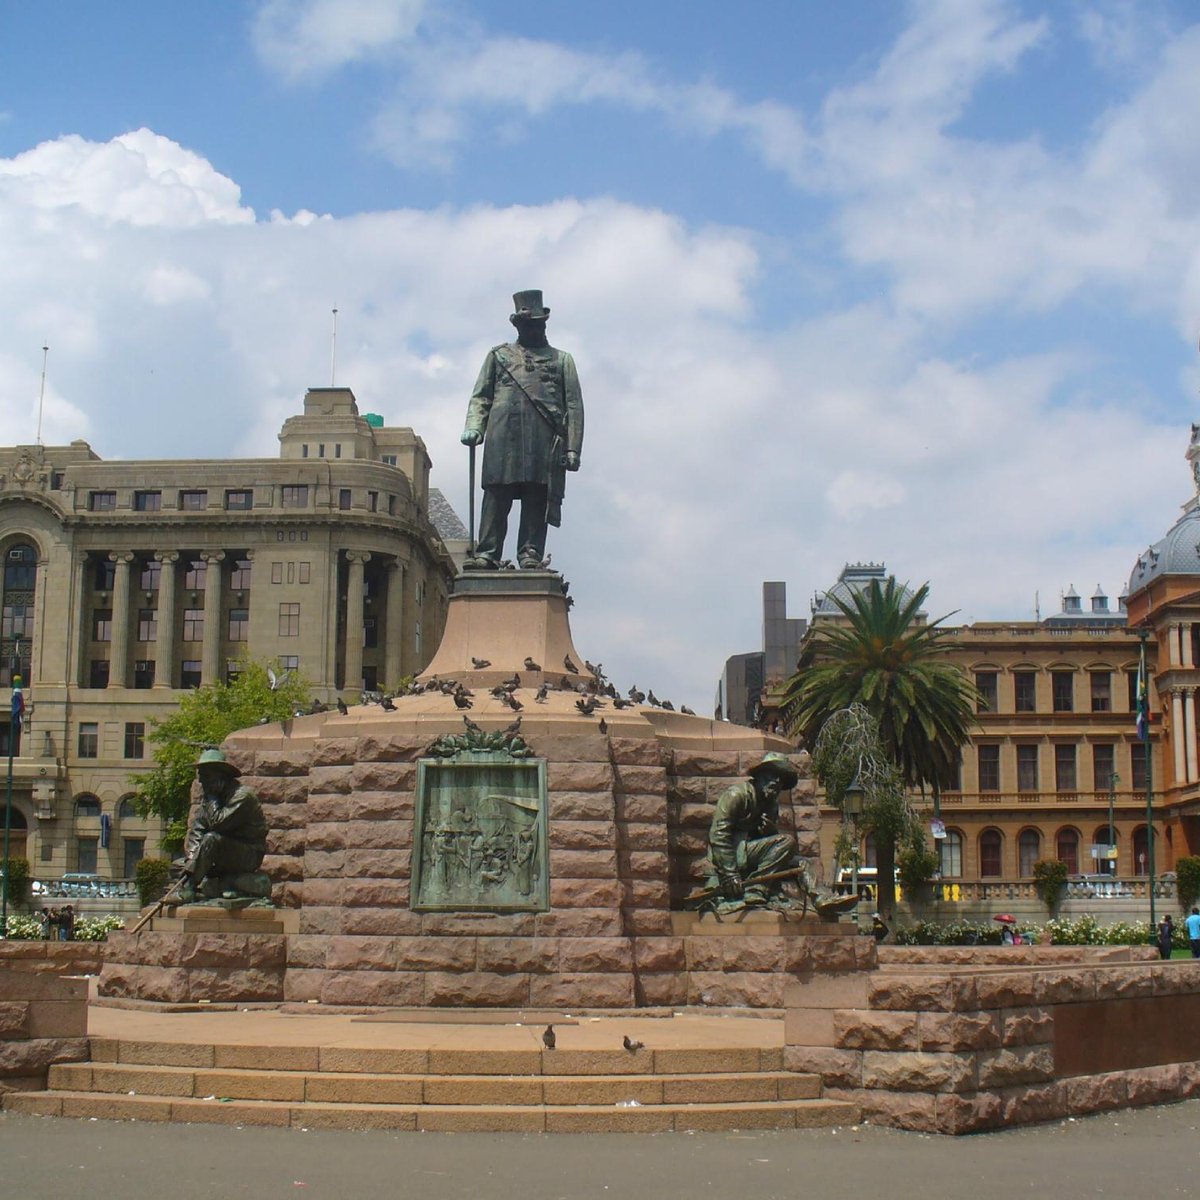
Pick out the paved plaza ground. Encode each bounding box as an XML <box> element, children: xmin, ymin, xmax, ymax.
<box><xmin>1</xmin><ymin>1096</ymin><xmax>1197</xmax><ymax>1200</ymax></box>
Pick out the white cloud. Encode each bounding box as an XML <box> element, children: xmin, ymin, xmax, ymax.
<box><xmin>252</xmin><ymin>0</ymin><xmax>426</xmax><ymax>81</ymax></box>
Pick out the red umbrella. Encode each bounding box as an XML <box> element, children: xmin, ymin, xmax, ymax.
<box><xmin>993</xmin><ymin>913</ymin><xmax>1017</xmax><ymax>924</ymax></box>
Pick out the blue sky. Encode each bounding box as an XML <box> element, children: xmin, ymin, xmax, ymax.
<box><xmin>2</xmin><ymin>1</ymin><xmax>1200</xmax><ymax>708</ymax></box>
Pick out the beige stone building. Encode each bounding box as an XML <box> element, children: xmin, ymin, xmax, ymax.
<box><xmin>0</xmin><ymin>387</ymin><xmax>459</xmax><ymax>880</ymax></box>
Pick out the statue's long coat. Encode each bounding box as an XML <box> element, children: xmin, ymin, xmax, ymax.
<box><xmin>464</xmin><ymin>342</ymin><xmax>584</xmax><ymax>525</ymax></box>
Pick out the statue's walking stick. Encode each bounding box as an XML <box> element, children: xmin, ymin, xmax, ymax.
<box><xmin>468</xmin><ymin>441</ymin><xmax>477</xmax><ymax>556</ymax></box>
<box><xmin>128</xmin><ymin>875</ymin><xmax>188</xmax><ymax>935</ymax></box>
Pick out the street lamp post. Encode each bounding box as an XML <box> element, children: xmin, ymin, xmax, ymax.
<box><xmin>1137</xmin><ymin>628</ymin><xmax>1156</xmax><ymax>931</ymax></box>
<box><xmin>1108</xmin><ymin>771</ymin><xmax>1118</xmax><ymax>878</ymax></box>
<box><xmin>842</xmin><ymin>776</ymin><xmax>865</xmax><ymax>907</ymax></box>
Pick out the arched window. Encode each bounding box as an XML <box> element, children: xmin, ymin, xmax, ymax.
<box><xmin>1</xmin><ymin>542</ymin><xmax>37</xmax><ymax>687</ymax></box>
<box><xmin>117</xmin><ymin>797</ymin><xmax>139</xmax><ymax>820</ymax></box>
<box><xmin>75</xmin><ymin>795</ymin><xmax>101</xmax><ymax>818</ymax></box>
<box><xmin>1056</xmin><ymin>827</ymin><xmax>1080</xmax><ymax>874</ymax></box>
<box><xmin>940</xmin><ymin>830</ymin><xmax>964</xmax><ymax>878</ymax></box>
<box><xmin>1132</xmin><ymin>826</ymin><xmax>1155</xmax><ymax>876</ymax></box>
<box><xmin>863</xmin><ymin>833</ymin><xmax>877</xmax><ymax>869</ymax></box>
<box><xmin>979</xmin><ymin>828</ymin><xmax>1003</xmax><ymax>877</ymax></box>
<box><xmin>1018</xmin><ymin>829</ymin><xmax>1041</xmax><ymax>877</ymax></box>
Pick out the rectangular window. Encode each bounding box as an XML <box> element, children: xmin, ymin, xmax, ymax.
<box><xmin>1052</xmin><ymin>671</ymin><xmax>1074</xmax><ymax>713</ymax></box>
<box><xmin>181</xmin><ymin>660</ymin><xmax>202</xmax><ymax>688</ymax></box>
<box><xmin>381</xmin><ymin>454</ymin><xmax>397</xmax><ymax>466</ymax></box>
<box><xmin>94</xmin><ymin>559</ymin><xmax>115</xmax><ymax>591</ymax></box>
<box><xmin>225</xmin><ymin>488</ymin><xmax>253</xmax><ymax>511</ymax></box>
<box><xmin>979</xmin><ymin>835</ymin><xmax>1002</xmax><ymax>878</ymax></box>
<box><xmin>1017</xmin><ymin>744</ymin><xmax>1039</xmax><ymax>792</ymax></box>
<box><xmin>133</xmin><ymin>490</ymin><xmax>161</xmax><ymax>512</ymax></box>
<box><xmin>225</xmin><ymin>659</ymin><xmax>242</xmax><ymax>685</ymax></box>
<box><xmin>1090</xmin><ymin>671</ymin><xmax>1112</xmax><ymax>713</ymax></box>
<box><xmin>88</xmin><ymin>491</ymin><xmax>116</xmax><ymax>511</ymax></box>
<box><xmin>184</xmin><ymin>560</ymin><xmax>206</xmax><ymax>590</ymax></box>
<box><xmin>978</xmin><ymin>745</ymin><xmax>1000</xmax><ymax>792</ymax></box>
<box><xmin>1014</xmin><ymin>671</ymin><xmax>1036</xmax><ymax>713</ymax></box>
<box><xmin>287</xmin><ymin>562</ymin><xmax>295</xmax><ymax>584</ymax></box>
<box><xmin>139</xmin><ymin>559</ymin><xmax>160</xmax><ymax>591</ymax></box>
<box><xmin>123</xmin><ymin>838</ymin><xmax>146</xmax><ymax>878</ymax></box>
<box><xmin>77</xmin><ymin>839</ymin><xmax>98</xmax><ymax>874</ymax></box>
<box><xmin>280</xmin><ymin>655</ymin><xmax>299</xmax><ymax>671</ymax></box>
<box><xmin>362</xmin><ymin>665</ymin><xmax>378</xmax><ymax>691</ymax></box>
<box><xmin>298</xmin><ymin>562</ymin><xmax>310</xmax><ymax>584</ymax></box>
<box><xmin>2</xmin><ymin>602</ymin><xmax>31</xmax><ymax>641</ymax></box>
<box><xmin>1054</xmin><ymin>743</ymin><xmax>1077</xmax><ymax>792</ymax></box>
<box><xmin>51</xmin><ymin>471</ymin><xmax>64</xmax><ymax>490</ymax></box>
<box><xmin>1127</xmin><ymin>670</ymin><xmax>1140</xmax><ymax>711</ymax></box>
<box><xmin>89</xmin><ymin>659</ymin><xmax>110</xmax><ymax>688</ymax></box>
<box><xmin>230</xmin><ymin>558</ymin><xmax>251</xmax><ymax>590</ymax></box>
<box><xmin>179</xmin><ymin>489</ymin><xmax>207</xmax><ymax>511</ymax></box>
<box><xmin>1019</xmin><ymin>832</ymin><xmax>1041</xmax><ymax>877</ymax></box>
<box><xmin>1131</xmin><ymin>742</ymin><xmax>1148</xmax><ymax>791</ymax></box>
<box><xmin>364</xmin><ymin>616</ymin><xmax>377</xmax><ymax>649</ymax></box>
<box><xmin>228</xmin><ymin>608</ymin><xmax>249</xmax><ymax>641</ymax></box>
<box><xmin>182</xmin><ymin>608</ymin><xmax>204</xmax><ymax>642</ymax></box>
<box><xmin>278</xmin><ymin>602</ymin><xmax>300</xmax><ymax>637</ymax></box>
<box><xmin>975</xmin><ymin>671</ymin><xmax>997</xmax><ymax>713</ymax></box>
<box><xmin>124</xmin><ymin>722</ymin><xmax>145</xmax><ymax>759</ymax></box>
<box><xmin>271</xmin><ymin>561</ymin><xmax>283</xmax><ymax>584</ymax></box>
<box><xmin>387</xmin><ymin>494</ymin><xmax>396</xmax><ymax>516</ymax></box>
<box><xmin>339</xmin><ymin>488</ymin><xmax>352</xmax><ymax>511</ymax></box>
<box><xmin>92</xmin><ymin>608</ymin><xmax>113</xmax><ymax>642</ymax></box>
<box><xmin>78</xmin><ymin>722</ymin><xmax>99</xmax><ymax>758</ymax></box>
<box><xmin>282</xmin><ymin>485</ymin><xmax>309</xmax><ymax>508</ymax></box>
<box><xmin>318</xmin><ymin>443</ymin><xmax>325</xmax><ymax>457</ymax></box>
<box><xmin>334</xmin><ymin>444</ymin><xmax>341</xmax><ymax>458</ymax></box>
<box><xmin>134</xmin><ymin>660</ymin><xmax>155</xmax><ymax>689</ymax></box>
<box><xmin>137</xmin><ymin>609</ymin><xmax>157</xmax><ymax>642</ymax></box>
<box><xmin>302</xmin><ymin>444</ymin><xmax>309</xmax><ymax>458</ymax></box>
<box><xmin>1093</xmin><ymin>743</ymin><xmax>1116</xmax><ymax>790</ymax></box>
<box><xmin>368</xmin><ymin>491</ymin><xmax>378</xmax><ymax>512</ymax></box>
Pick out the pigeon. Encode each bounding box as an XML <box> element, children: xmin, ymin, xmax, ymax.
<box><xmin>585</xmin><ymin>660</ymin><xmax>598</xmax><ymax>676</ymax></box>
<box><xmin>622</xmin><ymin>1035</ymin><xmax>644</xmax><ymax>1053</ymax></box>
<box><xmin>628</xmin><ymin>685</ymin><xmax>645</xmax><ymax>704</ymax></box>
<box><xmin>257</xmin><ymin>715</ymin><xmax>270</xmax><ymax>725</ymax></box>
<box><xmin>292</xmin><ymin>708</ymin><xmax>305</xmax><ymax>718</ymax></box>
<box><xmin>542</xmin><ymin>1024</ymin><xmax>556</xmax><ymax>1050</ymax></box>
<box><xmin>575</xmin><ymin>697</ymin><xmax>598</xmax><ymax>716</ymax></box>
<box><xmin>502</xmin><ymin>672</ymin><xmax>521</xmax><ymax>690</ymax></box>
<box><xmin>612</xmin><ymin>697</ymin><xmax>631</xmax><ymax>710</ymax></box>
<box><xmin>680</xmin><ymin>705</ymin><xmax>696</xmax><ymax>716</ymax></box>
<box><xmin>502</xmin><ymin>693</ymin><xmax>524</xmax><ymax>712</ymax></box>
<box><xmin>565</xmin><ymin>595</ymin><xmax>574</xmax><ymax>610</ymax></box>
<box><xmin>490</xmin><ymin>685</ymin><xmax>511</xmax><ymax>698</ymax></box>
<box><xmin>471</xmin><ymin>657</ymin><xmax>492</xmax><ymax>669</ymax></box>
<box><xmin>647</xmin><ymin>690</ymin><xmax>660</xmax><ymax>707</ymax></box>
<box><xmin>454</xmin><ymin>692</ymin><xmax>473</xmax><ymax>710</ymax></box>
<box><xmin>309</xmin><ymin>700</ymin><xmax>328</xmax><ymax>714</ymax></box>
<box><xmin>560</xmin><ymin>580</ymin><xmax>570</xmax><ymax>597</ymax></box>
<box><xmin>534</xmin><ymin>682</ymin><xmax>549</xmax><ymax>703</ymax></box>
<box><xmin>564</xmin><ymin>655</ymin><xmax>579</xmax><ymax>673</ymax></box>
<box><xmin>380</xmin><ymin>695</ymin><xmax>397</xmax><ymax>711</ymax></box>
<box><xmin>463</xmin><ymin>716</ymin><xmax>484</xmax><ymax>735</ymax></box>
<box><xmin>336</xmin><ymin>697</ymin><xmax>349</xmax><ymax>715</ymax></box>
<box><xmin>524</xmin><ymin>656</ymin><xmax>542</xmax><ymax>672</ymax></box>
<box><xmin>503</xmin><ymin>715</ymin><xmax>523</xmax><ymax>737</ymax></box>
<box><xmin>598</xmin><ymin>717</ymin><xmax>608</xmax><ymax>735</ymax></box>
<box><xmin>660</xmin><ymin>700</ymin><xmax>675</xmax><ymax>712</ymax></box>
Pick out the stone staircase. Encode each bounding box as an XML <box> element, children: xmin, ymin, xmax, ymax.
<box><xmin>4</xmin><ymin>1035</ymin><xmax>859</xmax><ymax>1133</ymax></box>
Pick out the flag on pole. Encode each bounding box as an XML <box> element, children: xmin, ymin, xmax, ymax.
<box><xmin>1135</xmin><ymin>643</ymin><xmax>1149</xmax><ymax>741</ymax></box>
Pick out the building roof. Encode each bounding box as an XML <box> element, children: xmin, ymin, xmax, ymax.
<box><xmin>810</xmin><ymin>562</ymin><xmax>923</xmax><ymax>619</ymax></box>
<box><xmin>1128</xmin><ymin>499</ymin><xmax>1200</xmax><ymax>596</ymax></box>
<box><xmin>427</xmin><ymin>488</ymin><xmax>469</xmax><ymax>541</ymax></box>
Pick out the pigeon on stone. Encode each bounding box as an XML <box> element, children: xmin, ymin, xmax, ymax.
<box><xmin>564</xmin><ymin>655</ymin><xmax>579</xmax><ymax>673</ymax></box>
<box><xmin>503</xmin><ymin>715</ymin><xmax>523</xmax><ymax>737</ymax></box>
<box><xmin>542</xmin><ymin>1024</ymin><xmax>556</xmax><ymax>1050</ymax></box>
<box><xmin>585</xmin><ymin>660</ymin><xmax>598</xmax><ymax>676</ymax></box>
<box><xmin>502</xmin><ymin>692</ymin><xmax>524</xmax><ymax>712</ymax></box>
<box><xmin>622</xmin><ymin>1035</ymin><xmax>644</xmax><ymax>1053</ymax></box>
<box><xmin>471</xmin><ymin>657</ymin><xmax>492</xmax><ymax>669</ymax></box>
<box><xmin>559</xmin><ymin>580</ymin><xmax>570</xmax><ymax>597</ymax></box>
<box><xmin>612</xmin><ymin>697</ymin><xmax>631</xmax><ymax>710</ymax></box>
<box><xmin>647</xmin><ymin>690</ymin><xmax>660</xmax><ymax>707</ymax></box>
<box><xmin>565</xmin><ymin>595</ymin><xmax>574</xmax><ymax>610</ymax></box>
<box><xmin>490</xmin><ymin>684</ymin><xmax>511</xmax><ymax>698</ymax></box>
<box><xmin>309</xmin><ymin>700</ymin><xmax>328</xmax><ymax>714</ymax></box>
<box><xmin>502</xmin><ymin>672</ymin><xmax>521</xmax><ymax>690</ymax></box>
<box><xmin>680</xmin><ymin>705</ymin><xmax>696</xmax><ymax>716</ymax></box>
<box><xmin>628</xmin><ymin>685</ymin><xmax>645</xmax><ymax>704</ymax></box>
<box><xmin>660</xmin><ymin>700</ymin><xmax>675</xmax><ymax>712</ymax></box>
<box><xmin>535</xmin><ymin>683</ymin><xmax>549</xmax><ymax>703</ymax></box>
<box><xmin>523</xmin><ymin>656</ymin><xmax>541</xmax><ymax>672</ymax></box>
<box><xmin>336</xmin><ymin>697</ymin><xmax>349</xmax><ymax>715</ymax></box>
<box><xmin>598</xmin><ymin>717</ymin><xmax>608</xmax><ymax>735</ymax></box>
<box><xmin>575</xmin><ymin>697</ymin><xmax>596</xmax><ymax>716</ymax></box>
<box><xmin>454</xmin><ymin>692</ymin><xmax>473</xmax><ymax>710</ymax></box>
<box><xmin>380</xmin><ymin>695</ymin><xmax>397</xmax><ymax>711</ymax></box>
<box><xmin>463</xmin><ymin>716</ymin><xmax>484</xmax><ymax>735</ymax></box>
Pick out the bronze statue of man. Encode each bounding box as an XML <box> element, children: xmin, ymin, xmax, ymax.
<box><xmin>461</xmin><ymin>291</ymin><xmax>584</xmax><ymax>569</ymax></box>
<box><xmin>177</xmin><ymin>749</ymin><xmax>270</xmax><ymax>902</ymax></box>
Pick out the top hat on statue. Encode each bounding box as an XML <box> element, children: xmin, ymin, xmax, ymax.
<box><xmin>511</xmin><ymin>290</ymin><xmax>550</xmax><ymax>321</ymax></box>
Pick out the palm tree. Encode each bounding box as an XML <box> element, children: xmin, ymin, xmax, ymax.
<box><xmin>784</xmin><ymin>577</ymin><xmax>977</xmax><ymax>916</ymax></box>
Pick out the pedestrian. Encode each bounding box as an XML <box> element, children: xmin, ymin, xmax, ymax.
<box><xmin>1158</xmin><ymin>914</ymin><xmax>1175</xmax><ymax>960</ymax></box>
<box><xmin>39</xmin><ymin>907</ymin><xmax>51</xmax><ymax>939</ymax></box>
<box><xmin>60</xmin><ymin>904</ymin><xmax>74</xmax><ymax>942</ymax></box>
<box><xmin>1186</xmin><ymin>907</ymin><xmax>1200</xmax><ymax>958</ymax></box>
<box><xmin>871</xmin><ymin>913</ymin><xmax>888</xmax><ymax>942</ymax></box>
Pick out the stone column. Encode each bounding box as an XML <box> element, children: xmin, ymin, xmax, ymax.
<box><xmin>69</xmin><ymin>552</ymin><xmax>90</xmax><ymax>687</ymax></box>
<box><xmin>384</xmin><ymin>559</ymin><xmax>405</xmax><ymax>689</ymax></box>
<box><xmin>1172</xmin><ymin>688</ymin><xmax>1187</xmax><ymax>785</ymax></box>
<box><xmin>343</xmin><ymin>551</ymin><xmax>370</xmax><ymax>698</ymax></box>
<box><xmin>1187</xmin><ymin>689</ymin><xmax>1198</xmax><ymax>784</ymax></box>
<box><xmin>1186</xmin><ymin>623</ymin><xmax>1196</xmax><ymax>669</ymax></box>
<box><xmin>107</xmin><ymin>551</ymin><xmax>135</xmax><ymax>688</ymax></box>
<box><xmin>1169</xmin><ymin>623</ymin><xmax>1181</xmax><ymax>667</ymax></box>
<box><xmin>153</xmin><ymin>552</ymin><xmax>179</xmax><ymax>689</ymax></box>
<box><xmin>200</xmin><ymin>551</ymin><xmax>225</xmax><ymax>686</ymax></box>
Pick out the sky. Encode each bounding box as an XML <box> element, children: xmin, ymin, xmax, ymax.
<box><xmin>2</xmin><ymin>0</ymin><xmax>1200</xmax><ymax>712</ymax></box>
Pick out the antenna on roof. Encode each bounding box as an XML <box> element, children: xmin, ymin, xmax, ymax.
<box><xmin>1034</xmin><ymin>590</ymin><xmax>1040</xmax><ymax>622</ymax></box>
<box><xmin>330</xmin><ymin>307</ymin><xmax>339</xmax><ymax>386</ymax></box>
<box><xmin>35</xmin><ymin>345</ymin><xmax>49</xmax><ymax>445</ymax></box>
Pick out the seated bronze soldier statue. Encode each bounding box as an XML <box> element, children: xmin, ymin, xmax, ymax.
<box><xmin>177</xmin><ymin>749</ymin><xmax>271</xmax><ymax>902</ymax></box>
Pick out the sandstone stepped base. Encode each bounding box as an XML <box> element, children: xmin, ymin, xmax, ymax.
<box><xmin>4</xmin><ymin>1037</ymin><xmax>859</xmax><ymax>1133</ymax></box>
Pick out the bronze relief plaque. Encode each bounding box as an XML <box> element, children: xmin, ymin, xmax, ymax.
<box><xmin>412</xmin><ymin>751</ymin><xmax>549</xmax><ymax>912</ymax></box>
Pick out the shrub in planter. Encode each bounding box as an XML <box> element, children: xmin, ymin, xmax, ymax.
<box><xmin>1</xmin><ymin>855</ymin><xmax>30</xmax><ymax>905</ymax></box>
<box><xmin>135</xmin><ymin>857</ymin><xmax>172</xmax><ymax>907</ymax></box>
<box><xmin>1175</xmin><ymin>856</ymin><xmax>1200</xmax><ymax>910</ymax></box>
<box><xmin>1033</xmin><ymin>859</ymin><xmax>1069</xmax><ymax>915</ymax></box>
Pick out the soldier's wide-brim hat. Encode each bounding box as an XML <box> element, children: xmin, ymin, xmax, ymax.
<box><xmin>511</xmin><ymin>290</ymin><xmax>550</xmax><ymax>320</ymax></box>
<box><xmin>748</xmin><ymin>751</ymin><xmax>799</xmax><ymax>788</ymax></box>
<box><xmin>194</xmin><ymin>747</ymin><xmax>241</xmax><ymax>777</ymax></box>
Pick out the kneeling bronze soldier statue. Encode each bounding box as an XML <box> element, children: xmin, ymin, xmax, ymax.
<box><xmin>176</xmin><ymin>749</ymin><xmax>271</xmax><ymax>902</ymax></box>
<box><xmin>693</xmin><ymin>752</ymin><xmax>857</xmax><ymax>917</ymax></box>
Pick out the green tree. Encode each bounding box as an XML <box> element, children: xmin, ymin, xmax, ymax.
<box><xmin>131</xmin><ymin>658</ymin><xmax>310</xmax><ymax>853</ymax></box>
<box><xmin>785</xmin><ymin>578</ymin><xmax>978</xmax><ymax>916</ymax></box>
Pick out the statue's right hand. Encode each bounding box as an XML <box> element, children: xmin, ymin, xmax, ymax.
<box><xmin>717</xmin><ymin>871</ymin><xmax>744</xmax><ymax>900</ymax></box>
<box><xmin>461</xmin><ymin>429</ymin><xmax>482</xmax><ymax>446</ymax></box>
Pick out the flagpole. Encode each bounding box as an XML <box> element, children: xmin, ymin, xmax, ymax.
<box><xmin>1138</xmin><ymin>629</ymin><xmax>1155</xmax><ymax>930</ymax></box>
<box><xmin>2</xmin><ymin>641</ymin><xmax>20</xmax><ymax>938</ymax></box>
